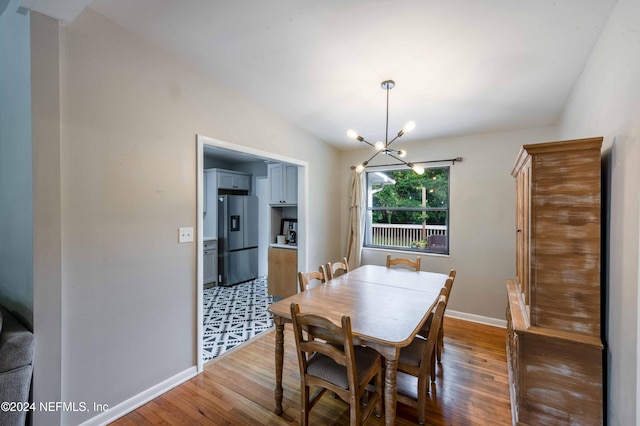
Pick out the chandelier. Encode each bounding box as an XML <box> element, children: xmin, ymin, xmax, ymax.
<box><xmin>348</xmin><ymin>80</ymin><xmax>424</xmax><ymax>175</ymax></box>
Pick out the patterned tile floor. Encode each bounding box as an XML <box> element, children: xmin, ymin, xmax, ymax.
<box><xmin>202</xmin><ymin>276</ymin><xmax>274</xmax><ymax>362</ymax></box>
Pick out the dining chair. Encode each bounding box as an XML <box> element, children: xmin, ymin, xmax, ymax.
<box><xmin>436</xmin><ymin>269</ymin><xmax>456</xmax><ymax>363</ymax></box>
<box><xmin>297</xmin><ymin>265</ymin><xmax>328</xmax><ymax>292</ymax></box>
<box><xmin>396</xmin><ymin>294</ymin><xmax>448</xmax><ymax>425</ymax></box>
<box><xmin>414</xmin><ymin>277</ymin><xmax>452</xmax><ymax>383</ymax></box>
<box><xmin>325</xmin><ymin>257</ymin><xmax>349</xmax><ymax>280</ymax></box>
<box><xmin>418</xmin><ymin>276</ymin><xmax>453</xmax><ymax>335</ymax></box>
<box><xmin>386</xmin><ymin>254</ymin><xmax>421</xmax><ymax>271</ymax></box>
<box><xmin>289</xmin><ymin>303</ymin><xmax>382</xmax><ymax>426</ymax></box>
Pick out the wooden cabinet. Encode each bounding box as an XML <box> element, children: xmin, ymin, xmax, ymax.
<box><xmin>268</xmin><ymin>163</ymin><xmax>297</xmax><ymax>205</ymax></box>
<box><xmin>268</xmin><ymin>247</ymin><xmax>297</xmax><ymax>297</ymax></box>
<box><xmin>506</xmin><ymin>137</ymin><xmax>603</xmax><ymax>425</ymax></box>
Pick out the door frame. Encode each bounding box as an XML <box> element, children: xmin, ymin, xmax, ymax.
<box><xmin>256</xmin><ymin>177</ymin><xmax>269</xmax><ymax>277</ymax></box>
<box><xmin>196</xmin><ymin>134</ymin><xmax>308</xmax><ymax>371</ymax></box>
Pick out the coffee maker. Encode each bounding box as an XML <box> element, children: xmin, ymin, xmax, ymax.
<box><xmin>287</xmin><ymin>222</ymin><xmax>297</xmax><ymax>245</ymax></box>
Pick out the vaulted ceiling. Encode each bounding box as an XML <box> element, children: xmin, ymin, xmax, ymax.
<box><xmin>22</xmin><ymin>0</ymin><xmax>617</xmax><ymax>149</ymax></box>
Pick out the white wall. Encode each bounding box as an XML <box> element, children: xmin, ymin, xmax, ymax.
<box><xmin>557</xmin><ymin>0</ymin><xmax>640</xmax><ymax>423</ymax></box>
<box><xmin>0</xmin><ymin>0</ymin><xmax>33</xmax><ymax>326</ymax></box>
<box><xmin>31</xmin><ymin>10</ymin><xmax>64</xmax><ymax>426</ymax></box>
<box><xmin>30</xmin><ymin>7</ymin><xmax>343</xmax><ymax>425</ymax></box>
<box><xmin>340</xmin><ymin>126</ymin><xmax>559</xmax><ymax>321</ymax></box>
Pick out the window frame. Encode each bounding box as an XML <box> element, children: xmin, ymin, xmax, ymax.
<box><xmin>363</xmin><ymin>166</ymin><xmax>450</xmax><ymax>255</ymax></box>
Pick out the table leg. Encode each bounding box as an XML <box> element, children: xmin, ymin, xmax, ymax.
<box><xmin>274</xmin><ymin>320</ymin><xmax>285</xmax><ymax>415</ymax></box>
<box><xmin>384</xmin><ymin>356</ymin><xmax>398</xmax><ymax>426</ymax></box>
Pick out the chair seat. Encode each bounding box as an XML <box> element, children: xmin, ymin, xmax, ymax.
<box><xmin>399</xmin><ymin>336</ymin><xmax>427</xmax><ymax>367</ymax></box>
<box><xmin>307</xmin><ymin>346</ymin><xmax>380</xmax><ymax>390</ymax></box>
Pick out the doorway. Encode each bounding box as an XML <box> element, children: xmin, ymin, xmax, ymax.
<box><xmin>196</xmin><ymin>135</ymin><xmax>308</xmax><ymax>370</ymax></box>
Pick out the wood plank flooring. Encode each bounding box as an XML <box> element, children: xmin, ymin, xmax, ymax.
<box><xmin>111</xmin><ymin>318</ymin><xmax>511</xmax><ymax>425</ymax></box>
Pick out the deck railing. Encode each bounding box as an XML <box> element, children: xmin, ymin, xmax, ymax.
<box><xmin>370</xmin><ymin>224</ymin><xmax>447</xmax><ymax>248</ymax></box>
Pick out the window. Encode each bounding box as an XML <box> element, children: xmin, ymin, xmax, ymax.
<box><xmin>365</xmin><ymin>167</ymin><xmax>449</xmax><ymax>254</ymax></box>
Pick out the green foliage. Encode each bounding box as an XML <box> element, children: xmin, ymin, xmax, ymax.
<box><xmin>369</xmin><ymin>167</ymin><xmax>449</xmax><ymax>225</ymax></box>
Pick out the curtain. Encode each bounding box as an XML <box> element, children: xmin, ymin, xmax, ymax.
<box><xmin>346</xmin><ymin>170</ymin><xmax>365</xmax><ymax>269</ymax></box>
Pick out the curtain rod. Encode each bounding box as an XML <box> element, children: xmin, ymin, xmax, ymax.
<box><xmin>363</xmin><ymin>157</ymin><xmax>463</xmax><ymax>168</ymax></box>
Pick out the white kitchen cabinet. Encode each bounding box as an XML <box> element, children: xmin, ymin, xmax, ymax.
<box><xmin>203</xmin><ymin>170</ymin><xmax>208</xmax><ymax>214</ymax></box>
<box><xmin>203</xmin><ymin>170</ymin><xmax>218</xmax><ymax>237</ymax></box>
<box><xmin>203</xmin><ymin>239</ymin><xmax>217</xmax><ymax>285</ymax></box>
<box><xmin>268</xmin><ymin>163</ymin><xmax>297</xmax><ymax>205</ymax></box>
<box><xmin>218</xmin><ymin>171</ymin><xmax>250</xmax><ymax>191</ymax></box>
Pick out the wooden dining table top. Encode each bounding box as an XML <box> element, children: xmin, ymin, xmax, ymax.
<box><xmin>268</xmin><ymin>264</ymin><xmax>449</xmax><ymax>348</ymax></box>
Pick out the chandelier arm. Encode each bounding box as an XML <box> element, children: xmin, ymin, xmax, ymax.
<box><xmin>386</xmin><ymin>152</ymin><xmax>411</xmax><ymax>167</ymax></box>
<box><xmin>364</xmin><ymin>149</ymin><xmax>384</xmax><ymax>165</ymax></box>
<box><xmin>386</xmin><ymin>134</ymin><xmax>401</xmax><ymax>147</ymax></box>
<box><xmin>359</xmin><ymin>138</ymin><xmax>377</xmax><ymax>149</ymax></box>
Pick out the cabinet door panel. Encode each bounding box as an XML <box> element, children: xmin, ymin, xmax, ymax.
<box><xmin>235</xmin><ymin>174</ymin><xmax>251</xmax><ymax>191</ymax></box>
<box><xmin>268</xmin><ymin>163</ymin><xmax>284</xmax><ymax>204</ymax></box>
<box><xmin>284</xmin><ymin>165</ymin><xmax>298</xmax><ymax>204</ymax></box>
<box><xmin>218</xmin><ymin>173</ymin><xmax>235</xmax><ymax>189</ymax></box>
<box><xmin>268</xmin><ymin>248</ymin><xmax>297</xmax><ymax>297</ymax></box>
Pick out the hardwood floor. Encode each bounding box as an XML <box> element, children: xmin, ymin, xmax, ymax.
<box><xmin>111</xmin><ymin>318</ymin><xmax>511</xmax><ymax>425</ymax></box>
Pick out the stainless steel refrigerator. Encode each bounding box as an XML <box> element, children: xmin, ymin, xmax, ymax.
<box><xmin>217</xmin><ymin>195</ymin><xmax>259</xmax><ymax>286</ymax></box>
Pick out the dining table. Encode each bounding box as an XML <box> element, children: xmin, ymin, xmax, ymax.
<box><xmin>267</xmin><ymin>264</ymin><xmax>450</xmax><ymax>425</ymax></box>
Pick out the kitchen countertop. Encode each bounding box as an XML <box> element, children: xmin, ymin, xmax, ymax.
<box><xmin>269</xmin><ymin>243</ymin><xmax>297</xmax><ymax>250</ymax></box>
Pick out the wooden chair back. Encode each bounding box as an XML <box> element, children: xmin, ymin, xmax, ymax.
<box><xmin>397</xmin><ymin>294</ymin><xmax>448</xmax><ymax>424</ymax></box>
<box><xmin>290</xmin><ymin>303</ymin><xmax>382</xmax><ymax>425</ymax></box>
<box><xmin>436</xmin><ymin>272</ymin><xmax>456</xmax><ymax>363</ymax></box>
<box><xmin>444</xmin><ymin>269</ymin><xmax>456</xmax><ymax>292</ymax></box>
<box><xmin>386</xmin><ymin>254</ymin><xmax>421</xmax><ymax>271</ymax></box>
<box><xmin>325</xmin><ymin>257</ymin><xmax>349</xmax><ymax>280</ymax></box>
<box><xmin>297</xmin><ymin>265</ymin><xmax>328</xmax><ymax>292</ymax></box>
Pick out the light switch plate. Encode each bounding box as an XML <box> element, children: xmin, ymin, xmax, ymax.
<box><xmin>178</xmin><ymin>227</ymin><xmax>194</xmax><ymax>243</ymax></box>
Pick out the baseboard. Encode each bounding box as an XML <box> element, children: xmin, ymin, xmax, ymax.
<box><xmin>446</xmin><ymin>309</ymin><xmax>507</xmax><ymax>328</ymax></box>
<box><xmin>78</xmin><ymin>366</ymin><xmax>198</xmax><ymax>426</ymax></box>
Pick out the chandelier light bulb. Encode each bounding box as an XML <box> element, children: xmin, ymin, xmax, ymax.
<box><xmin>347</xmin><ymin>129</ymin><xmax>359</xmax><ymax>139</ymax></box>
<box><xmin>403</xmin><ymin>121</ymin><xmax>416</xmax><ymax>133</ymax></box>
<box><xmin>374</xmin><ymin>141</ymin><xmax>385</xmax><ymax>151</ymax></box>
<box><xmin>412</xmin><ymin>164</ymin><xmax>425</xmax><ymax>175</ymax></box>
<box><xmin>355</xmin><ymin>163</ymin><xmax>366</xmax><ymax>173</ymax></box>
<box><xmin>398</xmin><ymin>150</ymin><xmax>407</xmax><ymax>158</ymax></box>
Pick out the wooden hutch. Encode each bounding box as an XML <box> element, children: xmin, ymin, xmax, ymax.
<box><xmin>506</xmin><ymin>137</ymin><xmax>604</xmax><ymax>425</ymax></box>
